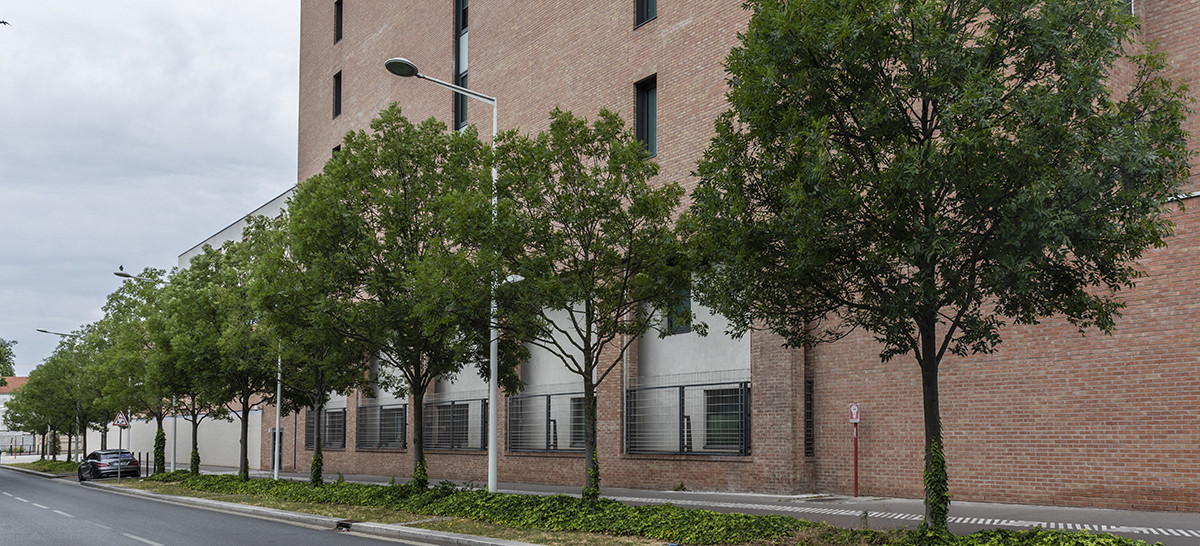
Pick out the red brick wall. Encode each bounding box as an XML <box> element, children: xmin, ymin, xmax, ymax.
<box><xmin>283</xmin><ymin>0</ymin><xmax>1200</xmax><ymax>511</ymax></box>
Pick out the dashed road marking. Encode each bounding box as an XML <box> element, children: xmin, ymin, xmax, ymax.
<box><xmin>2</xmin><ymin>492</ymin><xmax>11</xmax><ymax>497</ymax></box>
<box><xmin>32</xmin><ymin>503</ymin><xmax>48</xmax><ymax>509</ymax></box>
<box><xmin>14</xmin><ymin>496</ymin><xmax>27</xmax><ymax>503</ymax></box>
<box><xmin>53</xmin><ymin>510</ymin><xmax>74</xmax><ymax>518</ymax></box>
<box><xmin>599</xmin><ymin>494</ymin><xmax>1200</xmax><ymax>540</ymax></box>
<box><xmin>122</xmin><ymin>533</ymin><xmax>163</xmax><ymax>546</ymax></box>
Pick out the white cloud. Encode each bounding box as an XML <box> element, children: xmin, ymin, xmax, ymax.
<box><xmin>0</xmin><ymin>1</ymin><xmax>300</xmax><ymax>374</ymax></box>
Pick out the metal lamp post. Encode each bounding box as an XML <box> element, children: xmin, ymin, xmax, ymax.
<box><xmin>384</xmin><ymin>57</ymin><xmax>505</xmax><ymax>493</ymax></box>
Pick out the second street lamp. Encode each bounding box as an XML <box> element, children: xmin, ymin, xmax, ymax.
<box><xmin>384</xmin><ymin>57</ymin><xmax>504</xmax><ymax>493</ymax></box>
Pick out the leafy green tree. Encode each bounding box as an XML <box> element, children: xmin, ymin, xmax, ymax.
<box><xmin>493</xmin><ymin>108</ymin><xmax>693</xmax><ymax>501</ymax></box>
<box><xmin>688</xmin><ymin>0</ymin><xmax>1191</xmax><ymax>529</ymax></box>
<box><xmin>154</xmin><ymin>250</ymin><xmax>237</xmax><ymax>473</ymax></box>
<box><xmin>0</xmin><ymin>338</ymin><xmax>16</xmax><ymax>386</ymax></box>
<box><xmin>248</xmin><ymin>215</ymin><xmax>372</xmax><ymax>485</ymax></box>
<box><xmin>96</xmin><ymin>268</ymin><xmax>173</xmax><ymax>469</ymax></box>
<box><xmin>176</xmin><ymin>241</ymin><xmax>277</xmax><ymax>480</ymax></box>
<box><xmin>284</xmin><ymin>104</ymin><xmax>500</xmax><ymax>487</ymax></box>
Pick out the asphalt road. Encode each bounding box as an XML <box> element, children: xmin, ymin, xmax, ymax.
<box><xmin>0</xmin><ymin>467</ymin><xmax>429</xmax><ymax>546</ymax></box>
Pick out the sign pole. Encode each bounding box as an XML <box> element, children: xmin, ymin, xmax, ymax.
<box><xmin>849</xmin><ymin>403</ymin><xmax>861</xmax><ymax>497</ymax></box>
<box><xmin>853</xmin><ymin>422</ymin><xmax>859</xmax><ymax>497</ymax></box>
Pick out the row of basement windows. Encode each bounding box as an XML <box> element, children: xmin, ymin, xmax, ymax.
<box><xmin>304</xmin><ymin>384</ymin><xmax>754</xmax><ymax>456</ymax></box>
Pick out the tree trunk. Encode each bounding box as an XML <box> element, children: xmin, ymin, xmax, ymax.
<box><xmin>410</xmin><ymin>387</ymin><xmax>427</xmax><ymax>488</ymax></box>
<box><xmin>154</xmin><ymin>415</ymin><xmax>166</xmax><ymax>474</ymax></box>
<box><xmin>238</xmin><ymin>396</ymin><xmax>251</xmax><ymax>480</ymax></box>
<box><xmin>919</xmin><ymin>314</ymin><xmax>949</xmax><ymax>530</ymax></box>
<box><xmin>191</xmin><ymin>414</ymin><xmax>201</xmax><ymax>474</ymax></box>
<box><xmin>582</xmin><ymin>372</ymin><xmax>600</xmax><ymax>501</ymax></box>
<box><xmin>99</xmin><ymin>425</ymin><xmax>108</xmax><ymax>450</ymax></box>
<box><xmin>311</xmin><ymin>399</ymin><xmax>324</xmax><ymax>485</ymax></box>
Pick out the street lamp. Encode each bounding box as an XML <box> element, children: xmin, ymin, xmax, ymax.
<box><xmin>384</xmin><ymin>56</ymin><xmax>504</xmax><ymax>493</ymax></box>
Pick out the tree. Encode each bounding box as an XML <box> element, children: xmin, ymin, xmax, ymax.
<box><xmin>182</xmin><ymin>240</ymin><xmax>277</xmax><ymax>480</ymax></box>
<box><xmin>493</xmin><ymin>108</ymin><xmax>693</xmax><ymax>500</ymax></box>
<box><xmin>97</xmin><ymin>268</ymin><xmax>174</xmax><ymax>472</ymax></box>
<box><xmin>0</xmin><ymin>338</ymin><xmax>16</xmax><ymax>386</ymax></box>
<box><xmin>688</xmin><ymin>0</ymin><xmax>1191</xmax><ymax>529</ymax></box>
<box><xmin>153</xmin><ymin>252</ymin><xmax>236</xmax><ymax>474</ymax></box>
<box><xmin>249</xmin><ymin>215</ymin><xmax>372</xmax><ymax>485</ymax></box>
<box><xmin>284</xmin><ymin>104</ymin><xmax>501</xmax><ymax>487</ymax></box>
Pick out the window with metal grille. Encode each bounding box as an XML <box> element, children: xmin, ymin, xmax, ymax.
<box><xmin>357</xmin><ymin>404</ymin><xmax>407</xmax><ymax>450</ymax></box>
<box><xmin>626</xmin><ymin>381</ymin><xmax>750</xmax><ymax>455</ymax></box>
<box><xmin>804</xmin><ymin>379</ymin><xmax>815</xmax><ymax>457</ymax></box>
<box><xmin>423</xmin><ymin>398</ymin><xmax>485</xmax><ymax>450</ymax></box>
<box><xmin>704</xmin><ymin>388</ymin><xmax>743</xmax><ymax>449</ymax></box>
<box><xmin>304</xmin><ymin>407</ymin><xmax>346</xmax><ymax>449</ymax></box>
<box><xmin>506</xmin><ymin>391</ymin><xmax>584</xmax><ymax>452</ymax></box>
<box><xmin>570</xmin><ymin>397</ymin><xmax>585</xmax><ymax>448</ymax></box>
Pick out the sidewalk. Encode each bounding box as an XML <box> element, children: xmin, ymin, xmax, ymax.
<box><xmin>8</xmin><ymin>453</ymin><xmax>1200</xmax><ymax>545</ymax></box>
<box><xmin>196</xmin><ymin>463</ymin><xmax>1200</xmax><ymax>545</ymax></box>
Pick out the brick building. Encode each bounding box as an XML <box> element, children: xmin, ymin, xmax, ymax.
<box><xmin>244</xmin><ymin>0</ymin><xmax>1200</xmax><ymax>512</ymax></box>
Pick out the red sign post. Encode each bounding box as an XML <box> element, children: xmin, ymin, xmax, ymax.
<box><xmin>849</xmin><ymin>404</ymin><xmax>860</xmax><ymax>497</ymax></box>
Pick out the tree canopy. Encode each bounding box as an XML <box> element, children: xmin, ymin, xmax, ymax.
<box><xmin>283</xmin><ymin>104</ymin><xmax>504</xmax><ymax>486</ymax></box>
<box><xmin>689</xmin><ymin>0</ymin><xmax>1190</xmax><ymax>528</ymax></box>
<box><xmin>0</xmin><ymin>337</ymin><xmax>16</xmax><ymax>385</ymax></box>
<box><xmin>494</xmin><ymin>108</ymin><xmax>693</xmax><ymax>500</ymax></box>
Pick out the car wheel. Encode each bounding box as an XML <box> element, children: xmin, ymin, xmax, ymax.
<box><xmin>90</xmin><ymin>467</ymin><xmax>100</xmax><ymax>480</ymax></box>
<box><xmin>78</xmin><ymin>467</ymin><xmax>87</xmax><ymax>482</ymax></box>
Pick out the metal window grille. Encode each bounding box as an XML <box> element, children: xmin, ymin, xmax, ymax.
<box><xmin>626</xmin><ymin>381</ymin><xmax>750</xmax><ymax>455</ymax></box>
<box><xmin>305</xmin><ymin>408</ymin><xmax>346</xmax><ymax>450</ymax></box>
<box><xmin>506</xmin><ymin>391</ymin><xmax>585</xmax><ymax>452</ymax></box>
<box><xmin>357</xmin><ymin>404</ymin><xmax>407</xmax><ymax>450</ymax></box>
<box><xmin>423</xmin><ymin>398</ymin><xmax>486</xmax><ymax>450</ymax></box>
<box><xmin>804</xmin><ymin>379</ymin><xmax>815</xmax><ymax>457</ymax></box>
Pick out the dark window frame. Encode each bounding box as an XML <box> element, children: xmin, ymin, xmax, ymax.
<box><xmin>332</xmin><ymin>71</ymin><xmax>342</xmax><ymax>118</ymax></box>
<box><xmin>570</xmin><ymin>397</ymin><xmax>585</xmax><ymax>448</ymax></box>
<box><xmin>635</xmin><ymin>0</ymin><xmax>657</xmax><ymax>27</ymax></box>
<box><xmin>334</xmin><ymin>0</ymin><xmax>344</xmax><ymax>42</ymax></box>
<box><xmin>304</xmin><ymin>407</ymin><xmax>347</xmax><ymax>450</ymax></box>
<box><xmin>636</xmin><ymin>75</ymin><xmax>657</xmax><ymax>156</ymax></box>
<box><xmin>804</xmin><ymin>379</ymin><xmax>815</xmax><ymax>457</ymax></box>
<box><xmin>454</xmin><ymin>0</ymin><xmax>469</xmax><ymax>130</ymax></box>
<box><xmin>704</xmin><ymin>387</ymin><xmax>745</xmax><ymax>450</ymax></box>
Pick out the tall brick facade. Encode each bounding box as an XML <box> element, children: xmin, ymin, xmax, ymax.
<box><xmin>258</xmin><ymin>0</ymin><xmax>1200</xmax><ymax>512</ymax></box>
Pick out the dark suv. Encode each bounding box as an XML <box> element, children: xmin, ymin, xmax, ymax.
<box><xmin>78</xmin><ymin>450</ymin><xmax>140</xmax><ymax>481</ymax></box>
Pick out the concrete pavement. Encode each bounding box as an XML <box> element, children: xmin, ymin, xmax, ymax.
<box><xmin>6</xmin><ymin>453</ymin><xmax>1200</xmax><ymax>545</ymax></box>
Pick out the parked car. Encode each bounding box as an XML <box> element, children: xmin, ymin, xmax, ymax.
<box><xmin>77</xmin><ymin>450</ymin><xmax>139</xmax><ymax>481</ymax></box>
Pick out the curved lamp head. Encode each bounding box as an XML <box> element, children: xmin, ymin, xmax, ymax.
<box><xmin>385</xmin><ymin>57</ymin><xmax>420</xmax><ymax>78</ymax></box>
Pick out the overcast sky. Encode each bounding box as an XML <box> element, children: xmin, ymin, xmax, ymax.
<box><xmin>0</xmin><ymin>2</ymin><xmax>300</xmax><ymax>376</ymax></box>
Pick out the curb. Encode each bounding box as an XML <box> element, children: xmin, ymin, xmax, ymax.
<box><xmin>0</xmin><ymin>463</ymin><xmax>72</xmax><ymax>479</ymax></box>
<box><xmin>78</xmin><ymin>480</ymin><xmax>536</xmax><ymax>546</ymax></box>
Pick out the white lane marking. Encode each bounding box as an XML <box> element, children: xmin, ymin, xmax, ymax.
<box><xmin>32</xmin><ymin>503</ymin><xmax>49</xmax><ymax>509</ymax></box>
<box><xmin>2</xmin><ymin>491</ymin><xmax>12</xmax><ymax>497</ymax></box>
<box><xmin>53</xmin><ymin>510</ymin><xmax>74</xmax><ymax>518</ymax></box>
<box><xmin>14</xmin><ymin>497</ymin><xmax>28</xmax><ymax>502</ymax></box>
<box><xmin>85</xmin><ymin>520</ymin><xmax>111</xmax><ymax>530</ymax></box>
<box><xmin>122</xmin><ymin>533</ymin><xmax>163</xmax><ymax>546</ymax></box>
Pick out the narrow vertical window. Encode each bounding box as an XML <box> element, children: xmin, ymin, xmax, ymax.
<box><xmin>334</xmin><ymin>0</ymin><xmax>343</xmax><ymax>42</ymax></box>
<box><xmin>454</xmin><ymin>0</ymin><xmax>469</xmax><ymax>129</ymax></box>
<box><xmin>804</xmin><ymin>379</ymin><xmax>815</xmax><ymax>457</ymax></box>
<box><xmin>636</xmin><ymin>0</ymin><xmax>656</xmax><ymax>27</ymax></box>
<box><xmin>636</xmin><ymin>75</ymin><xmax>657</xmax><ymax>156</ymax></box>
<box><xmin>332</xmin><ymin>144</ymin><xmax>341</xmax><ymax>156</ymax></box>
<box><xmin>332</xmin><ymin>71</ymin><xmax>342</xmax><ymax>118</ymax></box>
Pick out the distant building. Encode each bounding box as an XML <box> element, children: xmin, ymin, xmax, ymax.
<box><xmin>0</xmin><ymin>377</ymin><xmax>37</xmax><ymax>453</ymax></box>
<box><xmin>183</xmin><ymin>0</ymin><xmax>1199</xmax><ymax>512</ymax></box>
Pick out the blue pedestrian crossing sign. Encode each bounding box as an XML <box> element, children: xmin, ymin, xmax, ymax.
<box><xmin>113</xmin><ymin>414</ymin><xmax>129</xmax><ymax>428</ymax></box>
